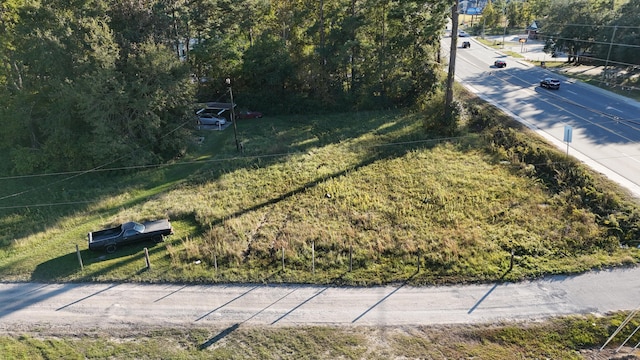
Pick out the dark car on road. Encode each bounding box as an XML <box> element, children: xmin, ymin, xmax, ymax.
<box><xmin>494</xmin><ymin>60</ymin><xmax>507</xmax><ymax>68</ymax></box>
<box><xmin>540</xmin><ymin>78</ymin><xmax>561</xmax><ymax>89</ymax></box>
<box><xmin>462</xmin><ymin>41</ymin><xmax>471</xmax><ymax>48</ymax></box>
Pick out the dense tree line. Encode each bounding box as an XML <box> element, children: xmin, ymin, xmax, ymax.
<box><xmin>0</xmin><ymin>0</ymin><xmax>196</xmax><ymax>174</ymax></box>
<box><xmin>541</xmin><ymin>0</ymin><xmax>640</xmax><ymax>66</ymax></box>
<box><xmin>1</xmin><ymin>0</ymin><xmax>636</xmax><ymax>174</ymax></box>
<box><xmin>478</xmin><ymin>0</ymin><xmax>639</xmax><ymax>67</ymax></box>
<box><xmin>0</xmin><ymin>0</ymin><xmax>450</xmax><ymax>174</ymax></box>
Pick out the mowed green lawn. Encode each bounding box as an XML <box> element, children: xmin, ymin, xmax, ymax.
<box><xmin>1</xmin><ymin>91</ymin><xmax>639</xmax><ymax>286</ymax></box>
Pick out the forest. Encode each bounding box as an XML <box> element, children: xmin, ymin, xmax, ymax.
<box><xmin>0</xmin><ymin>0</ymin><xmax>637</xmax><ymax>174</ymax></box>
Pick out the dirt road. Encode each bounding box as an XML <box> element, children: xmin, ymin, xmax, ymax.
<box><xmin>1</xmin><ymin>266</ymin><xmax>639</xmax><ymax>333</ymax></box>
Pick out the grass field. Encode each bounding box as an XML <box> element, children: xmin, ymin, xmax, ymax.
<box><xmin>1</xmin><ymin>313</ymin><xmax>638</xmax><ymax>359</ymax></box>
<box><xmin>1</xmin><ymin>87</ymin><xmax>639</xmax><ymax>286</ymax></box>
<box><xmin>3</xmin><ymin>86</ymin><xmax>640</xmax><ymax>357</ymax></box>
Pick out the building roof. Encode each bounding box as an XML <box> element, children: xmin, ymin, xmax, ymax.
<box><xmin>204</xmin><ymin>102</ymin><xmax>235</xmax><ymax>110</ymax></box>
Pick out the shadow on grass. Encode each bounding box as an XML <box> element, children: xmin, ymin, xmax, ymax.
<box><xmin>4</xmin><ymin>111</ymin><xmax>437</xmax><ymax>284</ymax></box>
<box><xmin>31</xmin><ymin>241</ymin><xmax>165</xmax><ymax>282</ymax></box>
<box><xmin>199</xmin><ymin>323</ymin><xmax>240</xmax><ymax>350</ymax></box>
<box><xmin>30</xmin><ymin>252</ymin><xmax>81</xmax><ymax>281</ymax></box>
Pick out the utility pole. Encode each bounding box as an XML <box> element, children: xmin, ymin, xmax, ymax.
<box><xmin>444</xmin><ymin>0</ymin><xmax>459</xmax><ymax>119</ymax></box>
<box><xmin>602</xmin><ymin>25</ymin><xmax>618</xmax><ymax>85</ymax></box>
<box><xmin>502</xmin><ymin>6</ymin><xmax>507</xmax><ymax>49</ymax></box>
<box><xmin>225</xmin><ymin>78</ymin><xmax>240</xmax><ymax>151</ymax></box>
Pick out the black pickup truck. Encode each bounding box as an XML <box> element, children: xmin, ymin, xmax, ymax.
<box><xmin>88</xmin><ymin>219</ymin><xmax>173</xmax><ymax>253</ymax></box>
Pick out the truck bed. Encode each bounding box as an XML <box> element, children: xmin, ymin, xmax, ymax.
<box><xmin>88</xmin><ymin>219</ymin><xmax>173</xmax><ymax>252</ymax></box>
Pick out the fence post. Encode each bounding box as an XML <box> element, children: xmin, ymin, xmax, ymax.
<box><xmin>214</xmin><ymin>254</ymin><xmax>218</xmax><ymax>271</ymax></box>
<box><xmin>349</xmin><ymin>245</ymin><xmax>353</xmax><ymax>272</ymax></box>
<box><xmin>312</xmin><ymin>241</ymin><xmax>315</xmax><ymax>275</ymax></box>
<box><xmin>417</xmin><ymin>248</ymin><xmax>420</xmax><ymax>272</ymax></box>
<box><xmin>144</xmin><ymin>248</ymin><xmax>151</xmax><ymax>269</ymax></box>
<box><xmin>282</xmin><ymin>247</ymin><xmax>285</xmax><ymax>271</ymax></box>
<box><xmin>509</xmin><ymin>249</ymin><xmax>514</xmax><ymax>271</ymax></box>
<box><xmin>76</xmin><ymin>244</ymin><xmax>83</xmax><ymax>271</ymax></box>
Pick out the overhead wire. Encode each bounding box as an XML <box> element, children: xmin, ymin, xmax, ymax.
<box><xmin>2</xmin><ymin>18</ymin><xmax>639</xmax><ymax>208</ymax></box>
<box><xmin>2</xmin><ymin>129</ymin><xmax>640</xmax><ymax>210</ymax></box>
<box><xmin>0</xmin><ymin>117</ymin><xmax>193</xmax><ymax>202</ymax></box>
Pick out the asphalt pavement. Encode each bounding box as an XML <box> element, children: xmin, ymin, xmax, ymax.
<box><xmin>451</xmin><ymin>34</ymin><xmax>640</xmax><ymax>198</ymax></box>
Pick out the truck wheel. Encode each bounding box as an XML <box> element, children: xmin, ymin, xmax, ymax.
<box><xmin>106</xmin><ymin>244</ymin><xmax>117</xmax><ymax>253</ymax></box>
<box><xmin>152</xmin><ymin>235</ymin><xmax>164</xmax><ymax>243</ymax></box>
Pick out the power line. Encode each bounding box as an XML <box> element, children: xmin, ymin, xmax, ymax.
<box><xmin>2</xmin><ymin>136</ymin><xmax>640</xmax><ymax>210</ymax></box>
<box><xmin>0</xmin><ymin>200</ymin><xmax>95</xmax><ymax>210</ymax></box>
<box><xmin>538</xmin><ymin>33</ymin><xmax>640</xmax><ymax>50</ymax></box>
<box><xmin>0</xmin><ymin>119</ymin><xmax>193</xmax><ymax>202</ymax></box>
<box><xmin>544</xmin><ymin>23</ymin><xmax>640</xmax><ymax>30</ymax></box>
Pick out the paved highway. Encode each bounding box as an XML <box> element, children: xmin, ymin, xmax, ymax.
<box><xmin>447</xmin><ymin>36</ymin><xmax>640</xmax><ymax>197</ymax></box>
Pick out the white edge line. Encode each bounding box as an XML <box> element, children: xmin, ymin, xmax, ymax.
<box><xmin>458</xmin><ymin>78</ymin><xmax>640</xmax><ymax>199</ymax></box>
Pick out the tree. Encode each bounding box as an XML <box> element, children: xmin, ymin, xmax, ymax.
<box><xmin>529</xmin><ymin>0</ymin><xmax>552</xmax><ymax>19</ymax></box>
<box><xmin>1</xmin><ymin>0</ymin><xmax>459</xmax><ymax>173</ymax></box>
<box><xmin>542</xmin><ymin>0</ymin><xmax>614</xmax><ymax>63</ymax></box>
<box><xmin>596</xmin><ymin>0</ymin><xmax>640</xmax><ymax>66</ymax></box>
<box><xmin>0</xmin><ymin>0</ymin><xmax>194</xmax><ymax>173</ymax></box>
<box><xmin>481</xmin><ymin>0</ymin><xmax>501</xmax><ymax>31</ymax></box>
<box><xmin>241</xmin><ymin>34</ymin><xmax>295</xmax><ymax>112</ymax></box>
<box><xmin>1</xmin><ymin>0</ymin><xmax>116</xmax><ymax>172</ymax></box>
<box><xmin>506</xmin><ymin>0</ymin><xmax>531</xmax><ymax>29</ymax></box>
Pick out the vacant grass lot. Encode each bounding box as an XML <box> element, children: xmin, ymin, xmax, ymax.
<box><xmin>3</xmin><ymin>87</ymin><xmax>640</xmax><ymax>358</ymax></box>
<box><xmin>1</xmin><ymin>87</ymin><xmax>639</xmax><ymax>286</ymax></box>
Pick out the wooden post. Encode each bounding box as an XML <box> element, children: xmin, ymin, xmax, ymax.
<box><xmin>312</xmin><ymin>241</ymin><xmax>315</xmax><ymax>275</ymax></box>
<box><xmin>349</xmin><ymin>245</ymin><xmax>353</xmax><ymax>272</ymax></box>
<box><xmin>76</xmin><ymin>244</ymin><xmax>83</xmax><ymax>271</ymax></box>
<box><xmin>417</xmin><ymin>248</ymin><xmax>420</xmax><ymax>272</ymax></box>
<box><xmin>144</xmin><ymin>248</ymin><xmax>151</xmax><ymax>269</ymax></box>
<box><xmin>214</xmin><ymin>254</ymin><xmax>218</xmax><ymax>271</ymax></box>
<box><xmin>281</xmin><ymin>247</ymin><xmax>285</xmax><ymax>271</ymax></box>
<box><xmin>509</xmin><ymin>249</ymin><xmax>514</xmax><ymax>271</ymax></box>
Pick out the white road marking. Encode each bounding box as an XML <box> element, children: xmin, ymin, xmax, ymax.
<box><xmin>621</xmin><ymin>152</ymin><xmax>640</xmax><ymax>164</ymax></box>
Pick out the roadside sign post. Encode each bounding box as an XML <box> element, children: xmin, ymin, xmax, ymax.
<box><xmin>563</xmin><ymin>125</ymin><xmax>573</xmax><ymax>155</ymax></box>
<box><xmin>519</xmin><ymin>37</ymin><xmax>526</xmax><ymax>52</ymax></box>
